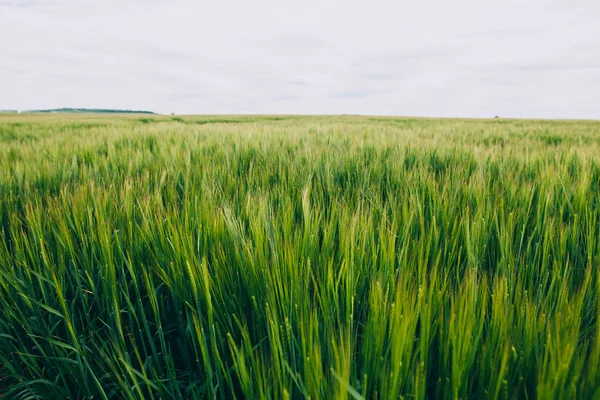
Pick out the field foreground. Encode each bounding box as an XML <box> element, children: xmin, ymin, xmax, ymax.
<box><xmin>1</xmin><ymin>115</ymin><xmax>600</xmax><ymax>399</ymax></box>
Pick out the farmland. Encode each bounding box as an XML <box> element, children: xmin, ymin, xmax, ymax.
<box><xmin>1</xmin><ymin>114</ymin><xmax>599</xmax><ymax>399</ymax></box>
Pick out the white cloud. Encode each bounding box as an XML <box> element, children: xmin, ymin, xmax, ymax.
<box><xmin>1</xmin><ymin>0</ymin><xmax>599</xmax><ymax>118</ymax></box>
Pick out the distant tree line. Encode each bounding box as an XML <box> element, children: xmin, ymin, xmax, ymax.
<box><xmin>21</xmin><ymin>108</ymin><xmax>156</xmax><ymax>114</ymax></box>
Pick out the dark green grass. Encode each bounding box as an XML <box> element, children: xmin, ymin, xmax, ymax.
<box><xmin>1</xmin><ymin>114</ymin><xmax>599</xmax><ymax>399</ymax></box>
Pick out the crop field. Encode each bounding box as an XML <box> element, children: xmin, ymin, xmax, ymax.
<box><xmin>1</xmin><ymin>114</ymin><xmax>600</xmax><ymax>399</ymax></box>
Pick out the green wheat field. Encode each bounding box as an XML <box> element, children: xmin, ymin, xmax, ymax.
<box><xmin>1</xmin><ymin>114</ymin><xmax>600</xmax><ymax>399</ymax></box>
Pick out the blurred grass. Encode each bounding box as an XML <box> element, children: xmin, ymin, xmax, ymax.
<box><xmin>1</xmin><ymin>114</ymin><xmax>600</xmax><ymax>399</ymax></box>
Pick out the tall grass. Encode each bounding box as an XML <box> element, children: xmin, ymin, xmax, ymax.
<box><xmin>1</xmin><ymin>114</ymin><xmax>599</xmax><ymax>399</ymax></box>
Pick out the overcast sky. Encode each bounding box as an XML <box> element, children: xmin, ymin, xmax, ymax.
<box><xmin>1</xmin><ymin>0</ymin><xmax>599</xmax><ymax>118</ymax></box>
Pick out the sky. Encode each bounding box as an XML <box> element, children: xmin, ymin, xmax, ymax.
<box><xmin>1</xmin><ymin>0</ymin><xmax>599</xmax><ymax>118</ymax></box>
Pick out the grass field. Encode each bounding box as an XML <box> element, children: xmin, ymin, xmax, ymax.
<box><xmin>1</xmin><ymin>114</ymin><xmax>599</xmax><ymax>399</ymax></box>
